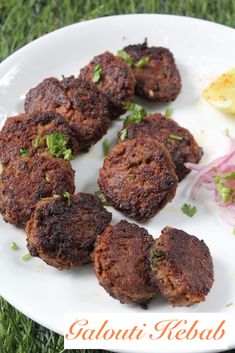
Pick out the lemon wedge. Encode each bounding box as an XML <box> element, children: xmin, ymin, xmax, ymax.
<box><xmin>203</xmin><ymin>68</ymin><xmax>235</xmax><ymax>114</ymax></box>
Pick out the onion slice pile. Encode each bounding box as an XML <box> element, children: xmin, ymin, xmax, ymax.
<box><xmin>185</xmin><ymin>137</ymin><xmax>235</xmax><ymax>226</ymax></box>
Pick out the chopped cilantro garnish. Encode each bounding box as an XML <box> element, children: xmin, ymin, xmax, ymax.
<box><xmin>120</xmin><ymin>128</ymin><xmax>127</xmax><ymax>141</ymax></box>
<box><xmin>122</xmin><ymin>102</ymin><xmax>147</xmax><ymax>125</ymax></box>
<box><xmin>222</xmin><ymin>171</ymin><xmax>235</xmax><ymax>179</ymax></box>
<box><xmin>45</xmin><ymin>132</ymin><xmax>73</xmax><ymax>160</ymax></box>
<box><xmin>92</xmin><ymin>64</ymin><xmax>103</xmax><ymax>83</ymax></box>
<box><xmin>150</xmin><ymin>250</ymin><xmax>165</xmax><ymax>266</ymax></box>
<box><xmin>19</xmin><ymin>148</ymin><xmax>30</xmax><ymax>157</ymax></box>
<box><xmin>134</xmin><ymin>56</ymin><xmax>150</xmax><ymax>68</ymax></box>
<box><xmin>22</xmin><ymin>253</ymin><xmax>31</xmax><ymax>261</ymax></box>
<box><xmin>63</xmin><ymin>191</ymin><xmax>72</xmax><ymax>206</ymax></box>
<box><xmin>117</xmin><ymin>50</ymin><xmax>133</xmax><ymax>66</ymax></box>
<box><xmin>94</xmin><ymin>190</ymin><xmax>109</xmax><ymax>206</ymax></box>
<box><xmin>233</xmin><ymin>228</ymin><xmax>235</xmax><ymax>236</ymax></box>
<box><xmin>165</xmin><ymin>107</ymin><xmax>173</xmax><ymax>118</ymax></box>
<box><xmin>11</xmin><ymin>242</ymin><xmax>18</xmax><ymax>251</ymax></box>
<box><xmin>226</xmin><ymin>303</ymin><xmax>234</xmax><ymax>307</ymax></box>
<box><xmin>181</xmin><ymin>203</ymin><xmax>197</xmax><ymax>217</ymax></box>
<box><xmin>169</xmin><ymin>134</ymin><xmax>183</xmax><ymax>141</ymax></box>
<box><xmin>214</xmin><ymin>176</ymin><xmax>233</xmax><ymax>203</ymax></box>
<box><xmin>34</xmin><ymin>136</ymin><xmax>42</xmax><ymax>148</ymax></box>
<box><xmin>103</xmin><ymin>138</ymin><xmax>110</xmax><ymax>156</ymax></box>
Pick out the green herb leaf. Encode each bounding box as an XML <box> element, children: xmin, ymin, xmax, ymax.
<box><xmin>11</xmin><ymin>242</ymin><xmax>18</xmax><ymax>251</ymax></box>
<box><xmin>34</xmin><ymin>136</ymin><xmax>42</xmax><ymax>148</ymax></box>
<box><xmin>122</xmin><ymin>102</ymin><xmax>147</xmax><ymax>125</ymax></box>
<box><xmin>117</xmin><ymin>50</ymin><xmax>133</xmax><ymax>66</ymax></box>
<box><xmin>94</xmin><ymin>190</ymin><xmax>109</xmax><ymax>206</ymax></box>
<box><xmin>165</xmin><ymin>107</ymin><xmax>173</xmax><ymax>118</ymax></box>
<box><xmin>19</xmin><ymin>148</ymin><xmax>30</xmax><ymax>157</ymax></box>
<box><xmin>134</xmin><ymin>56</ymin><xmax>150</xmax><ymax>68</ymax></box>
<box><xmin>92</xmin><ymin>64</ymin><xmax>102</xmax><ymax>83</ymax></box>
<box><xmin>120</xmin><ymin>128</ymin><xmax>127</xmax><ymax>141</ymax></box>
<box><xmin>169</xmin><ymin>134</ymin><xmax>183</xmax><ymax>141</ymax></box>
<box><xmin>233</xmin><ymin>228</ymin><xmax>235</xmax><ymax>236</ymax></box>
<box><xmin>226</xmin><ymin>303</ymin><xmax>234</xmax><ymax>307</ymax></box>
<box><xmin>22</xmin><ymin>253</ymin><xmax>31</xmax><ymax>261</ymax></box>
<box><xmin>45</xmin><ymin>132</ymin><xmax>73</xmax><ymax>160</ymax></box>
<box><xmin>181</xmin><ymin>203</ymin><xmax>197</xmax><ymax>217</ymax></box>
<box><xmin>222</xmin><ymin>171</ymin><xmax>235</xmax><ymax>179</ymax></box>
<box><xmin>150</xmin><ymin>250</ymin><xmax>165</xmax><ymax>266</ymax></box>
<box><xmin>216</xmin><ymin>183</ymin><xmax>232</xmax><ymax>203</ymax></box>
<box><xmin>63</xmin><ymin>191</ymin><xmax>72</xmax><ymax>206</ymax></box>
<box><xmin>103</xmin><ymin>138</ymin><xmax>110</xmax><ymax>156</ymax></box>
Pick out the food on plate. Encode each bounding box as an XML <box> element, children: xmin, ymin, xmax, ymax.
<box><xmin>0</xmin><ymin>153</ymin><xmax>75</xmax><ymax>228</ymax></box>
<box><xmin>121</xmin><ymin>113</ymin><xmax>203</xmax><ymax>181</ymax></box>
<box><xmin>26</xmin><ymin>193</ymin><xmax>112</xmax><ymax>269</ymax></box>
<box><xmin>150</xmin><ymin>226</ymin><xmax>214</xmax><ymax>306</ymax></box>
<box><xmin>186</xmin><ymin>136</ymin><xmax>235</xmax><ymax>227</ymax></box>
<box><xmin>98</xmin><ymin>138</ymin><xmax>178</xmax><ymax>221</ymax></box>
<box><xmin>79</xmin><ymin>51</ymin><xmax>136</xmax><ymax>119</ymax></box>
<box><xmin>25</xmin><ymin>76</ymin><xmax>110</xmax><ymax>150</ymax></box>
<box><xmin>92</xmin><ymin>220</ymin><xmax>157</xmax><ymax>305</ymax></box>
<box><xmin>203</xmin><ymin>68</ymin><xmax>235</xmax><ymax>114</ymax></box>
<box><xmin>0</xmin><ymin>112</ymin><xmax>79</xmax><ymax>165</ymax></box>
<box><xmin>121</xmin><ymin>39</ymin><xmax>181</xmax><ymax>101</ymax></box>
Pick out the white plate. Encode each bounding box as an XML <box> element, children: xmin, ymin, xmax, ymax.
<box><xmin>0</xmin><ymin>14</ymin><xmax>235</xmax><ymax>352</ymax></box>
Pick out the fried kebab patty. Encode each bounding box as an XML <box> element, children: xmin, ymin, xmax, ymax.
<box><xmin>98</xmin><ymin>138</ymin><xmax>178</xmax><ymax>221</ymax></box>
<box><xmin>26</xmin><ymin>193</ymin><xmax>112</xmax><ymax>269</ymax></box>
<box><xmin>0</xmin><ymin>112</ymin><xmax>79</xmax><ymax>165</ymax></box>
<box><xmin>92</xmin><ymin>220</ymin><xmax>157</xmax><ymax>305</ymax></box>
<box><xmin>24</xmin><ymin>76</ymin><xmax>110</xmax><ymax>150</ymax></box>
<box><xmin>123</xmin><ymin>40</ymin><xmax>181</xmax><ymax>101</ymax></box>
<box><xmin>123</xmin><ymin>113</ymin><xmax>203</xmax><ymax>181</ymax></box>
<box><xmin>79</xmin><ymin>51</ymin><xmax>136</xmax><ymax>119</ymax></box>
<box><xmin>150</xmin><ymin>227</ymin><xmax>214</xmax><ymax>306</ymax></box>
<box><xmin>0</xmin><ymin>154</ymin><xmax>75</xmax><ymax>228</ymax></box>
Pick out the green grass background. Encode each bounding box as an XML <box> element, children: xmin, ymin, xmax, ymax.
<box><xmin>0</xmin><ymin>0</ymin><xmax>235</xmax><ymax>352</ymax></box>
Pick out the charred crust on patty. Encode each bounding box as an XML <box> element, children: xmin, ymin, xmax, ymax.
<box><xmin>24</xmin><ymin>76</ymin><xmax>110</xmax><ymax>150</ymax></box>
<box><xmin>92</xmin><ymin>220</ymin><xmax>157</xmax><ymax>305</ymax></box>
<box><xmin>26</xmin><ymin>193</ymin><xmax>111</xmax><ymax>269</ymax></box>
<box><xmin>79</xmin><ymin>51</ymin><xmax>136</xmax><ymax>119</ymax></box>
<box><xmin>98</xmin><ymin>138</ymin><xmax>178</xmax><ymax>221</ymax></box>
<box><xmin>123</xmin><ymin>40</ymin><xmax>181</xmax><ymax>102</ymax></box>
<box><xmin>0</xmin><ymin>111</ymin><xmax>80</xmax><ymax>165</ymax></box>
<box><xmin>123</xmin><ymin>113</ymin><xmax>203</xmax><ymax>181</ymax></box>
<box><xmin>150</xmin><ymin>227</ymin><xmax>214</xmax><ymax>306</ymax></box>
<box><xmin>0</xmin><ymin>154</ymin><xmax>75</xmax><ymax>228</ymax></box>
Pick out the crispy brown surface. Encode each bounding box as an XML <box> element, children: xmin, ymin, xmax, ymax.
<box><xmin>79</xmin><ymin>51</ymin><xmax>135</xmax><ymax>119</ymax></box>
<box><xmin>123</xmin><ymin>40</ymin><xmax>181</xmax><ymax>101</ymax></box>
<box><xmin>26</xmin><ymin>193</ymin><xmax>112</xmax><ymax>270</ymax></box>
<box><xmin>123</xmin><ymin>113</ymin><xmax>203</xmax><ymax>181</ymax></box>
<box><xmin>0</xmin><ymin>112</ymin><xmax>80</xmax><ymax>165</ymax></box>
<box><xmin>150</xmin><ymin>227</ymin><xmax>214</xmax><ymax>306</ymax></box>
<box><xmin>98</xmin><ymin>138</ymin><xmax>178</xmax><ymax>221</ymax></box>
<box><xmin>92</xmin><ymin>220</ymin><xmax>157</xmax><ymax>305</ymax></box>
<box><xmin>25</xmin><ymin>76</ymin><xmax>110</xmax><ymax>149</ymax></box>
<box><xmin>0</xmin><ymin>154</ymin><xmax>75</xmax><ymax>228</ymax></box>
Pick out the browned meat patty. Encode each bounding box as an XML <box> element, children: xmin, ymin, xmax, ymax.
<box><xmin>0</xmin><ymin>153</ymin><xmax>75</xmax><ymax>228</ymax></box>
<box><xmin>79</xmin><ymin>51</ymin><xmax>135</xmax><ymax>119</ymax></box>
<box><xmin>150</xmin><ymin>227</ymin><xmax>214</xmax><ymax>306</ymax></box>
<box><xmin>92</xmin><ymin>220</ymin><xmax>157</xmax><ymax>305</ymax></box>
<box><xmin>24</xmin><ymin>76</ymin><xmax>110</xmax><ymax>150</ymax></box>
<box><xmin>26</xmin><ymin>193</ymin><xmax>112</xmax><ymax>270</ymax></box>
<box><xmin>98</xmin><ymin>138</ymin><xmax>178</xmax><ymax>221</ymax></box>
<box><xmin>123</xmin><ymin>40</ymin><xmax>181</xmax><ymax>101</ymax></box>
<box><xmin>0</xmin><ymin>112</ymin><xmax>79</xmax><ymax>165</ymax></box>
<box><xmin>122</xmin><ymin>113</ymin><xmax>203</xmax><ymax>181</ymax></box>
